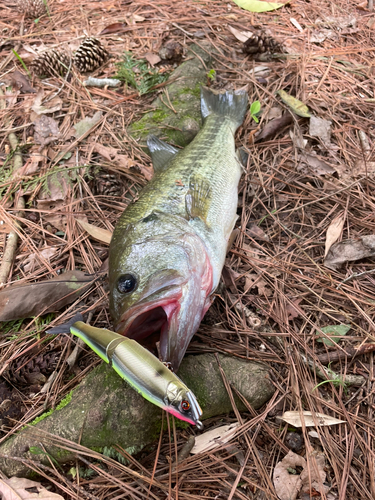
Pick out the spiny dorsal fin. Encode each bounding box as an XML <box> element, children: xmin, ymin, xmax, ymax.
<box><xmin>147</xmin><ymin>135</ymin><xmax>180</xmax><ymax>173</ymax></box>
<box><xmin>185</xmin><ymin>176</ymin><xmax>212</xmax><ymax>225</ymax></box>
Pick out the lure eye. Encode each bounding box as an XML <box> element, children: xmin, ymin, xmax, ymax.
<box><xmin>181</xmin><ymin>400</ymin><xmax>190</xmax><ymax>412</ymax></box>
<box><xmin>117</xmin><ymin>274</ymin><xmax>137</xmax><ymax>294</ymax></box>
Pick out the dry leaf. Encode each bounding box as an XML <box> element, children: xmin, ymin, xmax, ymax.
<box><xmin>255</xmin><ymin>113</ymin><xmax>293</xmax><ymax>142</ymax></box>
<box><xmin>309</xmin><ymin>115</ymin><xmax>332</xmax><ymax>146</ymax></box>
<box><xmin>247</xmin><ymin>223</ymin><xmax>270</xmax><ymax>242</ymax></box>
<box><xmin>324</xmin><ymin>235</ymin><xmax>375</xmax><ymax>270</ymax></box>
<box><xmin>10</xmin><ymin>70</ymin><xmax>36</xmax><ymax>93</ymax></box>
<box><xmin>144</xmin><ymin>52</ymin><xmax>161</xmax><ymax>66</ymax></box>
<box><xmin>273</xmin><ymin>451</ymin><xmax>305</xmax><ymax>500</ymax></box>
<box><xmin>99</xmin><ymin>22</ymin><xmax>128</xmax><ymax>35</ymax></box>
<box><xmin>282</xmin><ymin>411</ymin><xmax>346</xmax><ymax>427</ymax></box>
<box><xmin>277</xmin><ymin>90</ymin><xmax>311</xmax><ymax>118</ymax></box>
<box><xmin>93</xmin><ymin>143</ymin><xmax>135</xmax><ymax>170</ymax></box>
<box><xmin>297</xmin><ymin>152</ymin><xmax>336</xmax><ymax>176</ymax></box>
<box><xmin>190</xmin><ymin>423</ymin><xmax>239</xmax><ymax>454</ymax></box>
<box><xmin>324</xmin><ymin>214</ymin><xmax>345</xmax><ymax>257</ymax></box>
<box><xmin>23</xmin><ymin>246</ymin><xmax>58</xmax><ymax>273</ymax></box>
<box><xmin>228</xmin><ymin>25</ymin><xmax>254</xmax><ymax>42</ymax></box>
<box><xmin>76</xmin><ymin>219</ymin><xmax>112</xmax><ymax>245</ymax></box>
<box><xmin>34</xmin><ymin>115</ymin><xmax>61</xmax><ymax>146</ymax></box>
<box><xmin>0</xmin><ymin>270</ymin><xmax>93</xmax><ymax>321</ymax></box>
<box><xmin>290</xmin><ymin>17</ymin><xmax>303</xmax><ymax>31</ymax></box>
<box><xmin>31</xmin><ymin>90</ymin><xmax>62</xmax><ymax>116</ymax></box>
<box><xmin>73</xmin><ymin>111</ymin><xmax>102</xmax><ymax>138</ymax></box>
<box><xmin>0</xmin><ymin>477</ymin><xmax>64</xmax><ymax>499</ymax></box>
<box><xmin>245</xmin><ymin>273</ymin><xmax>272</xmax><ymax>296</ymax></box>
<box><xmin>286</xmin><ymin>298</ymin><xmax>302</xmax><ymax>320</ymax></box>
<box><xmin>352</xmin><ymin>160</ymin><xmax>375</xmax><ymax>177</ymax></box>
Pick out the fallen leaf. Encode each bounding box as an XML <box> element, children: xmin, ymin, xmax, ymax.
<box><xmin>190</xmin><ymin>423</ymin><xmax>239</xmax><ymax>454</ymax></box>
<box><xmin>14</xmin><ymin>153</ymin><xmax>44</xmax><ymax>180</ymax></box>
<box><xmin>31</xmin><ymin>90</ymin><xmax>62</xmax><ymax>116</ymax></box>
<box><xmin>324</xmin><ymin>235</ymin><xmax>375</xmax><ymax>270</ymax></box>
<box><xmin>286</xmin><ymin>298</ymin><xmax>302</xmax><ymax>320</ymax></box>
<box><xmin>232</xmin><ymin>0</ymin><xmax>288</xmax><ymax>12</ymax></box>
<box><xmin>317</xmin><ymin>324</ymin><xmax>351</xmax><ymax>346</ymax></box>
<box><xmin>0</xmin><ymin>476</ymin><xmax>63</xmax><ymax>499</ymax></box>
<box><xmin>73</xmin><ymin>111</ymin><xmax>102</xmax><ymax>139</ymax></box>
<box><xmin>34</xmin><ymin>115</ymin><xmax>61</xmax><ymax>146</ymax></box>
<box><xmin>300</xmin><ymin>452</ymin><xmax>329</xmax><ymax>496</ymax></box>
<box><xmin>352</xmin><ymin>161</ymin><xmax>375</xmax><ymax>178</ymax></box>
<box><xmin>277</xmin><ymin>90</ymin><xmax>311</xmax><ymax>118</ymax></box>
<box><xmin>76</xmin><ymin>219</ymin><xmax>112</xmax><ymax>244</ymax></box>
<box><xmin>23</xmin><ymin>246</ymin><xmax>58</xmax><ymax>273</ymax></box>
<box><xmin>245</xmin><ymin>273</ymin><xmax>272</xmax><ymax>297</ymax></box>
<box><xmin>282</xmin><ymin>411</ymin><xmax>346</xmax><ymax>428</ymax></box>
<box><xmin>36</xmin><ymin>199</ymin><xmax>67</xmax><ymax>232</ymax></box>
<box><xmin>0</xmin><ymin>270</ymin><xmax>93</xmax><ymax>321</ymax></box>
<box><xmin>144</xmin><ymin>52</ymin><xmax>161</xmax><ymax>66</ymax></box>
<box><xmin>99</xmin><ymin>22</ymin><xmax>128</xmax><ymax>35</ymax></box>
<box><xmin>247</xmin><ymin>223</ymin><xmax>270</xmax><ymax>242</ymax></box>
<box><xmin>255</xmin><ymin>113</ymin><xmax>293</xmax><ymax>142</ymax></box>
<box><xmin>10</xmin><ymin>70</ymin><xmax>36</xmax><ymax>93</ymax></box>
<box><xmin>93</xmin><ymin>143</ymin><xmax>135</xmax><ymax>170</ymax></box>
<box><xmin>309</xmin><ymin>115</ymin><xmax>332</xmax><ymax>146</ymax></box>
<box><xmin>228</xmin><ymin>25</ymin><xmax>254</xmax><ymax>43</ymax></box>
<box><xmin>132</xmin><ymin>13</ymin><xmax>145</xmax><ymax>22</ymax></box>
<box><xmin>324</xmin><ymin>214</ymin><xmax>345</xmax><ymax>257</ymax></box>
<box><xmin>273</xmin><ymin>451</ymin><xmax>306</xmax><ymax>500</ymax></box>
<box><xmin>290</xmin><ymin>17</ymin><xmax>303</xmax><ymax>32</ymax></box>
<box><xmin>297</xmin><ymin>152</ymin><xmax>336</xmax><ymax>176</ymax></box>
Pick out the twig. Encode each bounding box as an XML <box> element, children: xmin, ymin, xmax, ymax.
<box><xmin>316</xmin><ymin>343</ymin><xmax>375</xmax><ymax>365</ymax></box>
<box><xmin>299</xmin><ymin>353</ymin><xmax>365</xmax><ymax>387</ymax></box>
<box><xmin>336</xmin><ymin>268</ymin><xmax>375</xmax><ymax>289</ymax></box>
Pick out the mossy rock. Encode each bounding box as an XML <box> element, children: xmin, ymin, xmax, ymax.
<box><xmin>128</xmin><ymin>43</ymin><xmax>213</xmax><ymax>148</ymax></box>
<box><xmin>0</xmin><ymin>353</ymin><xmax>274</xmax><ymax>477</ymax></box>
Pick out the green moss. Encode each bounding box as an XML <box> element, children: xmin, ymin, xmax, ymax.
<box><xmin>29</xmin><ymin>390</ymin><xmax>73</xmax><ymax>426</ymax></box>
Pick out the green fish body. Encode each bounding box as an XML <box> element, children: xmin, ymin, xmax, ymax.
<box><xmin>109</xmin><ymin>87</ymin><xmax>248</xmax><ymax>370</ymax></box>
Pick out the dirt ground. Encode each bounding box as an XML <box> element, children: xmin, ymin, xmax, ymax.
<box><xmin>1</xmin><ymin>0</ymin><xmax>375</xmax><ymax>498</ymax></box>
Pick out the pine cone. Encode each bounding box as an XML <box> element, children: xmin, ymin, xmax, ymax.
<box><xmin>243</xmin><ymin>32</ymin><xmax>283</xmax><ymax>55</ymax></box>
<box><xmin>31</xmin><ymin>49</ymin><xmax>70</xmax><ymax>77</ymax></box>
<box><xmin>7</xmin><ymin>350</ymin><xmax>59</xmax><ymax>388</ymax></box>
<box><xmin>73</xmin><ymin>37</ymin><xmax>108</xmax><ymax>72</ymax></box>
<box><xmin>89</xmin><ymin>169</ymin><xmax>123</xmax><ymax>197</ymax></box>
<box><xmin>16</xmin><ymin>0</ymin><xmax>47</xmax><ymax>19</ymax></box>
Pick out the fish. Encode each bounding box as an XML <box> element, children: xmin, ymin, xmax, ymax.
<box><xmin>47</xmin><ymin>314</ymin><xmax>203</xmax><ymax>429</ymax></box>
<box><xmin>109</xmin><ymin>86</ymin><xmax>248</xmax><ymax>371</ymax></box>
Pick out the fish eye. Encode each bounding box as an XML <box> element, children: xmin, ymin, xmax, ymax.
<box><xmin>180</xmin><ymin>400</ymin><xmax>190</xmax><ymax>412</ymax></box>
<box><xmin>117</xmin><ymin>274</ymin><xmax>137</xmax><ymax>294</ymax></box>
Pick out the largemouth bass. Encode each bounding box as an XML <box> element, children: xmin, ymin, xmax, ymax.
<box><xmin>109</xmin><ymin>87</ymin><xmax>248</xmax><ymax>370</ymax></box>
<box><xmin>48</xmin><ymin>315</ymin><xmax>203</xmax><ymax>428</ymax></box>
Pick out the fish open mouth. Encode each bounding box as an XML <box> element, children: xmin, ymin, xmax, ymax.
<box><xmin>115</xmin><ymin>297</ymin><xmax>181</xmax><ymax>358</ymax></box>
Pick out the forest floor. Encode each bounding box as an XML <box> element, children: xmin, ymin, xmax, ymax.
<box><xmin>1</xmin><ymin>0</ymin><xmax>375</xmax><ymax>498</ymax></box>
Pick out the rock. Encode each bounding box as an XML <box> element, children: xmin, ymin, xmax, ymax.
<box><xmin>0</xmin><ymin>354</ymin><xmax>274</xmax><ymax>477</ymax></box>
<box><xmin>128</xmin><ymin>42</ymin><xmax>213</xmax><ymax>148</ymax></box>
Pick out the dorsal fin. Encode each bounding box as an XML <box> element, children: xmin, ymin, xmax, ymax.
<box><xmin>147</xmin><ymin>135</ymin><xmax>180</xmax><ymax>173</ymax></box>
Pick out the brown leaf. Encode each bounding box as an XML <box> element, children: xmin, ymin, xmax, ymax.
<box><xmin>34</xmin><ymin>115</ymin><xmax>61</xmax><ymax>146</ymax></box>
<box><xmin>31</xmin><ymin>90</ymin><xmax>62</xmax><ymax>116</ymax></box>
<box><xmin>273</xmin><ymin>451</ymin><xmax>305</xmax><ymax>500</ymax></box>
<box><xmin>144</xmin><ymin>52</ymin><xmax>161</xmax><ymax>66</ymax></box>
<box><xmin>10</xmin><ymin>70</ymin><xmax>36</xmax><ymax>93</ymax></box>
<box><xmin>247</xmin><ymin>223</ymin><xmax>270</xmax><ymax>242</ymax></box>
<box><xmin>297</xmin><ymin>152</ymin><xmax>336</xmax><ymax>176</ymax></box>
<box><xmin>76</xmin><ymin>219</ymin><xmax>112</xmax><ymax>245</ymax></box>
<box><xmin>228</xmin><ymin>25</ymin><xmax>253</xmax><ymax>42</ymax></box>
<box><xmin>324</xmin><ymin>214</ymin><xmax>345</xmax><ymax>257</ymax></box>
<box><xmin>93</xmin><ymin>143</ymin><xmax>134</xmax><ymax>170</ymax></box>
<box><xmin>0</xmin><ymin>476</ymin><xmax>64</xmax><ymax>499</ymax></box>
<box><xmin>99</xmin><ymin>22</ymin><xmax>128</xmax><ymax>35</ymax></box>
<box><xmin>245</xmin><ymin>273</ymin><xmax>272</xmax><ymax>297</ymax></box>
<box><xmin>324</xmin><ymin>235</ymin><xmax>375</xmax><ymax>270</ymax></box>
<box><xmin>352</xmin><ymin>160</ymin><xmax>375</xmax><ymax>177</ymax></box>
<box><xmin>286</xmin><ymin>298</ymin><xmax>302</xmax><ymax>320</ymax></box>
<box><xmin>309</xmin><ymin>115</ymin><xmax>332</xmax><ymax>146</ymax></box>
<box><xmin>22</xmin><ymin>246</ymin><xmax>58</xmax><ymax>273</ymax></box>
<box><xmin>0</xmin><ymin>270</ymin><xmax>93</xmax><ymax>321</ymax></box>
<box><xmin>255</xmin><ymin>112</ymin><xmax>293</xmax><ymax>142</ymax></box>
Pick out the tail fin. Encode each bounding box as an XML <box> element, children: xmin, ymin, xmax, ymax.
<box><xmin>200</xmin><ymin>86</ymin><xmax>248</xmax><ymax>131</ymax></box>
<box><xmin>47</xmin><ymin>312</ymin><xmax>85</xmax><ymax>335</ymax></box>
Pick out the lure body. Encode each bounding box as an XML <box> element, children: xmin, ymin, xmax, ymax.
<box><xmin>70</xmin><ymin>321</ymin><xmax>203</xmax><ymax>429</ymax></box>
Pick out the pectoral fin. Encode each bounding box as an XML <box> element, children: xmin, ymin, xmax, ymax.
<box><xmin>147</xmin><ymin>135</ymin><xmax>180</xmax><ymax>173</ymax></box>
<box><xmin>185</xmin><ymin>177</ymin><xmax>212</xmax><ymax>225</ymax></box>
